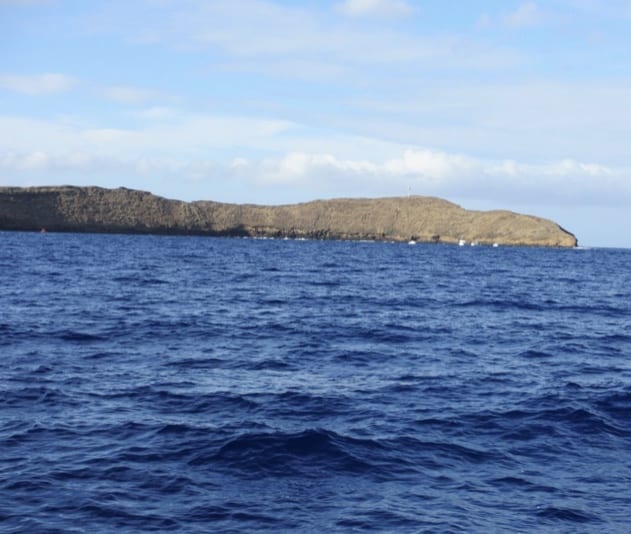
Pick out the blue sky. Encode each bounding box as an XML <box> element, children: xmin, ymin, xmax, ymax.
<box><xmin>1</xmin><ymin>0</ymin><xmax>630</xmax><ymax>247</ymax></box>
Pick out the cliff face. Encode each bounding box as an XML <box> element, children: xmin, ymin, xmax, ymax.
<box><xmin>0</xmin><ymin>185</ymin><xmax>577</xmax><ymax>247</ymax></box>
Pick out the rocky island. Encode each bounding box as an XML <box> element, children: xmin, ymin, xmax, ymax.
<box><xmin>0</xmin><ymin>185</ymin><xmax>577</xmax><ymax>247</ymax></box>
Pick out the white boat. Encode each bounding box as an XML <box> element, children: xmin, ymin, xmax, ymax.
<box><xmin>458</xmin><ymin>239</ymin><xmax>466</xmax><ymax>246</ymax></box>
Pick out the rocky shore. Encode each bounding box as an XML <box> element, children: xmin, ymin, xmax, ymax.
<box><xmin>0</xmin><ymin>186</ymin><xmax>577</xmax><ymax>247</ymax></box>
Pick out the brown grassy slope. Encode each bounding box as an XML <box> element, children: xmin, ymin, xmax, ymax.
<box><xmin>0</xmin><ymin>186</ymin><xmax>577</xmax><ymax>247</ymax></box>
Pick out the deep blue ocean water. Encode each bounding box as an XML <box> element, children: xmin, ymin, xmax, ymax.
<box><xmin>1</xmin><ymin>232</ymin><xmax>631</xmax><ymax>533</ymax></box>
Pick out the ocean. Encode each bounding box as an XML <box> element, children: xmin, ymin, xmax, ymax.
<box><xmin>1</xmin><ymin>232</ymin><xmax>630</xmax><ymax>533</ymax></box>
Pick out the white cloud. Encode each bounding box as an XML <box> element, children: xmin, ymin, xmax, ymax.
<box><xmin>477</xmin><ymin>13</ymin><xmax>492</xmax><ymax>28</ymax></box>
<box><xmin>504</xmin><ymin>2</ymin><xmax>541</xmax><ymax>28</ymax></box>
<box><xmin>2</xmin><ymin>143</ymin><xmax>628</xmax><ymax>206</ymax></box>
<box><xmin>0</xmin><ymin>113</ymin><xmax>295</xmax><ymax>157</ymax></box>
<box><xmin>260</xmin><ymin>152</ymin><xmax>379</xmax><ymax>185</ymax></box>
<box><xmin>383</xmin><ymin>149</ymin><xmax>478</xmax><ymax>178</ymax></box>
<box><xmin>253</xmin><ymin>148</ymin><xmax>628</xmax><ymax>204</ymax></box>
<box><xmin>541</xmin><ymin>158</ymin><xmax>613</xmax><ymax>177</ymax></box>
<box><xmin>555</xmin><ymin>0</ymin><xmax>631</xmax><ymax>17</ymax></box>
<box><xmin>263</xmin><ymin>150</ymin><xmax>576</xmax><ymax>184</ymax></box>
<box><xmin>133</xmin><ymin>107</ymin><xmax>179</xmax><ymax>120</ymax></box>
<box><xmin>0</xmin><ymin>150</ymin><xmax>124</xmax><ymax>173</ymax></box>
<box><xmin>186</xmin><ymin>4</ymin><xmax>417</xmax><ymax>62</ymax></box>
<box><xmin>100</xmin><ymin>85</ymin><xmax>159</xmax><ymax>104</ymax></box>
<box><xmin>0</xmin><ymin>73</ymin><xmax>76</xmax><ymax>95</ymax></box>
<box><xmin>1</xmin><ymin>108</ymin><xmax>629</xmax><ymax>205</ymax></box>
<box><xmin>336</xmin><ymin>0</ymin><xmax>414</xmax><ymax>18</ymax></box>
<box><xmin>0</xmin><ymin>75</ymin><xmax>161</xmax><ymax>104</ymax></box>
<box><xmin>83</xmin><ymin>1</ymin><xmax>518</xmax><ymax>75</ymax></box>
<box><xmin>231</xmin><ymin>157</ymin><xmax>249</xmax><ymax>169</ymax></box>
<box><xmin>343</xmin><ymin>79</ymin><xmax>631</xmax><ymax>165</ymax></box>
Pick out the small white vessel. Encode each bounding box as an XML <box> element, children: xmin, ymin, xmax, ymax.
<box><xmin>458</xmin><ymin>239</ymin><xmax>466</xmax><ymax>246</ymax></box>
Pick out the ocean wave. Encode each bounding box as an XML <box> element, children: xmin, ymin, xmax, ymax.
<box><xmin>190</xmin><ymin>428</ymin><xmax>381</xmax><ymax>479</ymax></box>
<box><xmin>535</xmin><ymin>505</ymin><xmax>601</xmax><ymax>524</ymax></box>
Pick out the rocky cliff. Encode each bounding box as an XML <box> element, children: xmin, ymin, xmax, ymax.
<box><xmin>0</xmin><ymin>185</ymin><xmax>577</xmax><ymax>247</ymax></box>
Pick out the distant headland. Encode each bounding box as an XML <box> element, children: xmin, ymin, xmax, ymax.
<box><xmin>0</xmin><ymin>186</ymin><xmax>577</xmax><ymax>247</ymax></box>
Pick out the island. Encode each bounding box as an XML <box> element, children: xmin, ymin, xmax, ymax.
<box><xmin>0</xmin><ymin>185</ymin><xmax>577</xmax><ymax>247</ymax></box>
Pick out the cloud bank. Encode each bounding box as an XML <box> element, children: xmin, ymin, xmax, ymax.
<box><xmin>1</xmin><ymin>110</ymin><xmax>627</xmax><ymax>206</ymax></box>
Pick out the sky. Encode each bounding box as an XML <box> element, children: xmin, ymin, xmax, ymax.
<box><xmin>1</xmin><ymin>0</ymin><xmax>630</xmax><ymax>247</ymax></box>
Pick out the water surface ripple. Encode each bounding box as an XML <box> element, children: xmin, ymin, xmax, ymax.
<box><xmin>2</xmin><ymin>233</ymin><xmax>631</xmax><ymax>532</ymax></box>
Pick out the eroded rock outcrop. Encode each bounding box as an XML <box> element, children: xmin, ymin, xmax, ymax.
<box><xmin>0</xmin><ymin>185</ymin><xmax>577</xmax><ymax>247</ymax></box>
